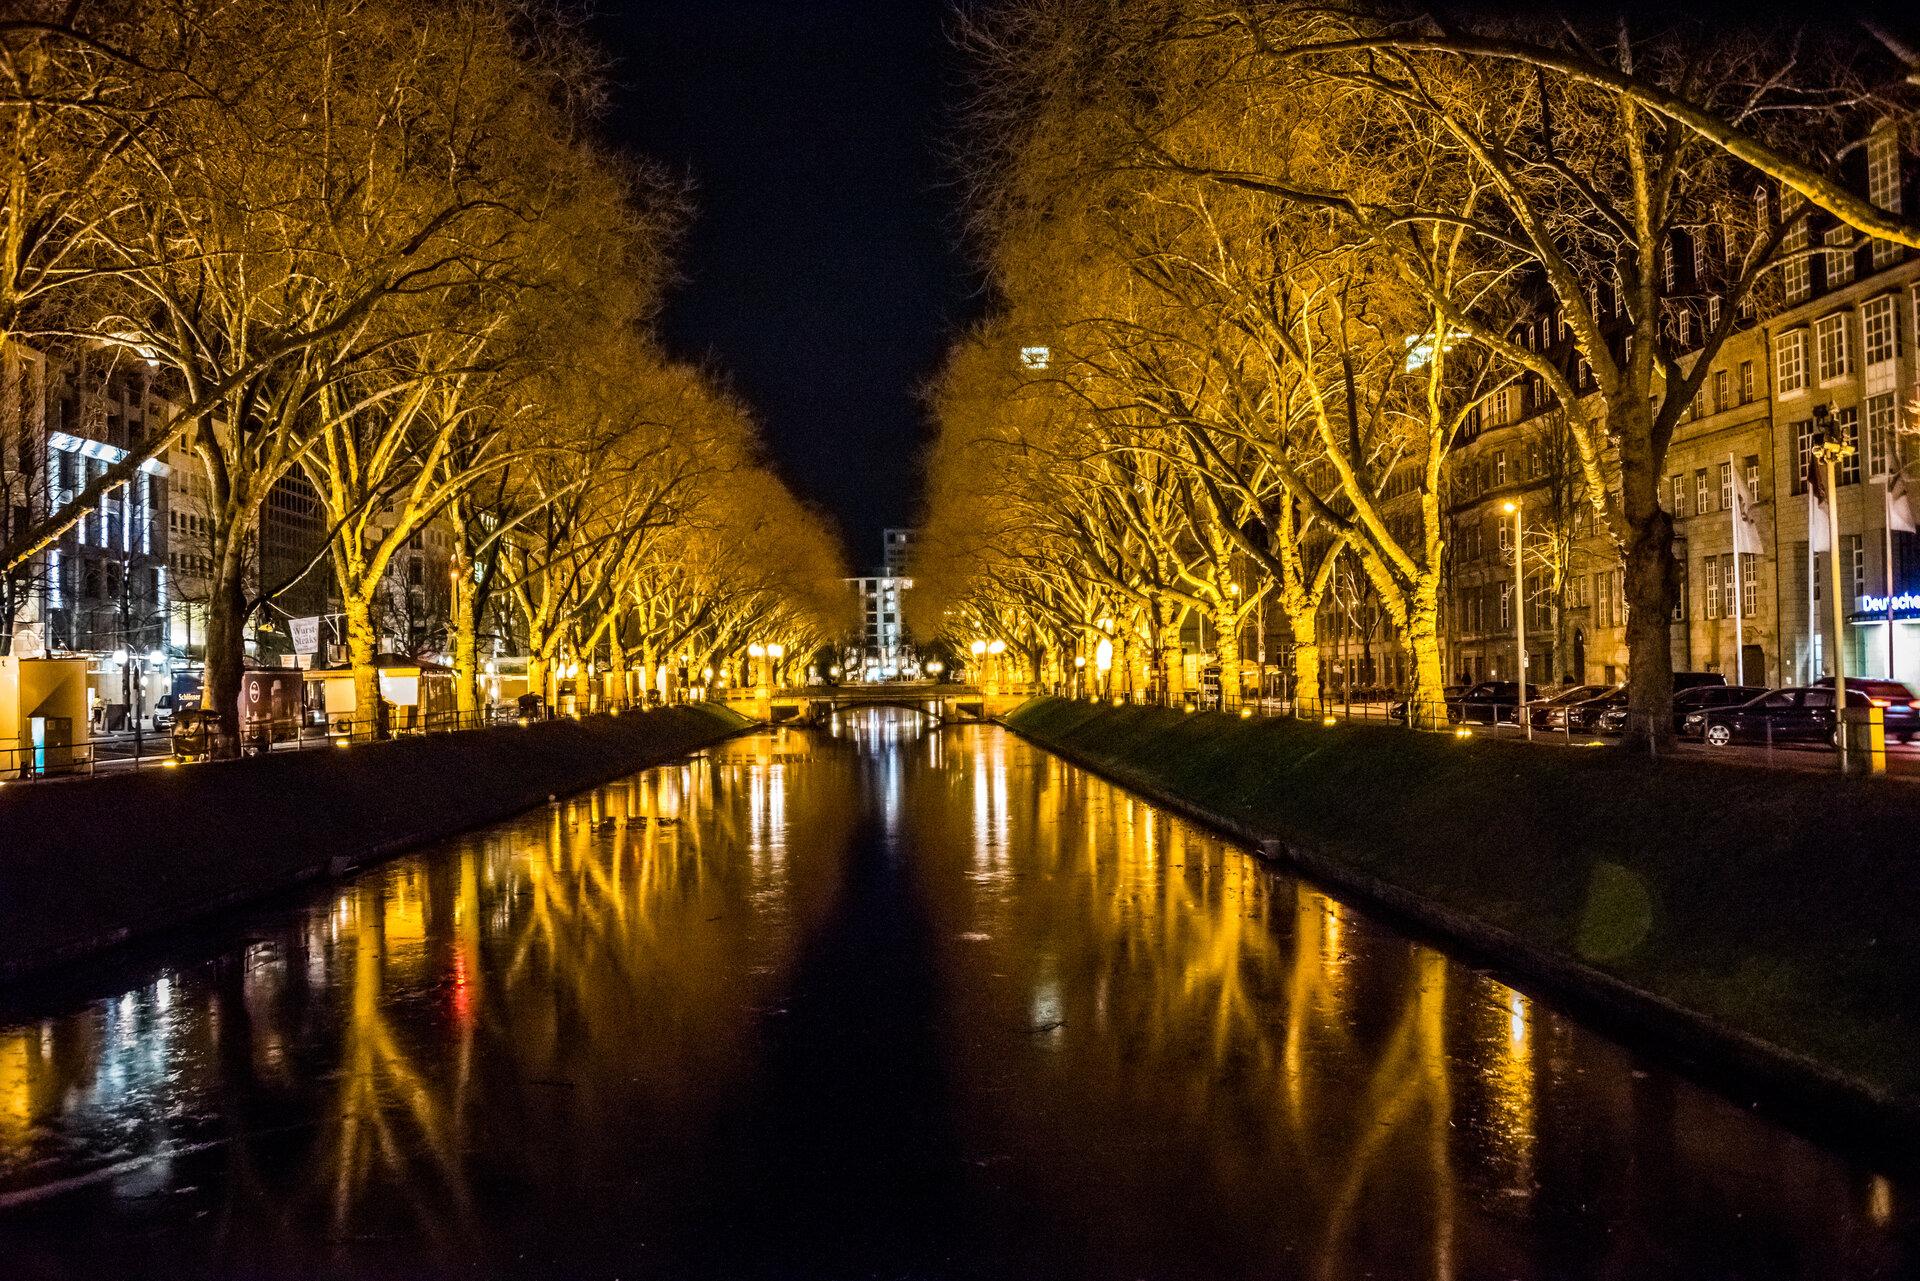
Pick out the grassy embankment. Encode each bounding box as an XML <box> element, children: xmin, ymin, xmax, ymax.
<box><xmin>1006</xmin><ymin>696</ymin><xmax>1920</xmax><ymax>1119</ymax></box>
<box><xmin>0</xmin><ymin>703</ymin><xmax>752</xmax><ymax>978</ymax></box>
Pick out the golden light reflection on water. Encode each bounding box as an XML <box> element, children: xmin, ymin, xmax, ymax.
<box><xmin>0</xmin><ymin>715</ymin><xmax>1910</xmax><ymax>1280</ymax></box>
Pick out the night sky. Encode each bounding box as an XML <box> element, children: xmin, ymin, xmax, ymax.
<box><xmin>586</xmin><ymin>0</ymin><xmax>982</xmax><ymax>572</ymax></box>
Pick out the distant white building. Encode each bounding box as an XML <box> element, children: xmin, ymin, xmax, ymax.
<box><xmin>882</xmin><ymin>527</ymin><xmax>916</xmax><ymax>577</ymax></box>
<box><xmin>846</xmin><ymin>573</ymin><xmax>911</xmax><ymax>678</ymax></box>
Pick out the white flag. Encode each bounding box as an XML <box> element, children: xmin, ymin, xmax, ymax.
<box><xmin>1731</xmin><ymin>465</ymin><xmax>1763</xmax><ymax>556</ymax></box>
<box><xmin>1889</xmin><ymin>471</ymin><xmax>1916</xmax><ymax>535</ymax></box>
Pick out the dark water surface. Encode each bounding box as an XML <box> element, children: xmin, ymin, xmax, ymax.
<box><xmin>0</xmin><ymin>709</ymin><xmax>1913</xmax><ymax>1278</ymax></box>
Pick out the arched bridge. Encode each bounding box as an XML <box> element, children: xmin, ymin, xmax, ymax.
<box><xmin>723</xmin><ymin>681</ymin><xmax>994</xmax><ymax>725</ymax></box>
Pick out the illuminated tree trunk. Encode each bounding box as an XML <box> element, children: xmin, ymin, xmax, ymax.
<box><xmin>202</xmin><ymin>551</ymin><xmax>248</xmax><ymax>758</ymax></box>
<box><xmin>343</xmin><ymin>593</ymin><xmax>387</xmax><ymax>740</ymax></box>
<box><xmin>1406</xmin><ymin>585</ymin><xmax>1448</xmax><ymax>729</ymax></box>
<box><xmin>1212</xmin><ymin>605</ymin><xmax>1241</xmax><ymax>705</ymax></box>
<box><xmin>608</xmin><ymin>626</ymin><xmax>629</xmax><ymax>709</ymax></box>
<box><xmin>450</xmin><ymin>562</ymin><xmax>480</xmax><ymax>718</ymax></box>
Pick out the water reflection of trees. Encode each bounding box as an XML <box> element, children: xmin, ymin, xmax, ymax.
<box><xmin>945</xmin><ymin>732</ymin><xmax>1902</xmax><ymax>1280</ymax></box>
<box><xmin>0</xmin><ymin>733</ymin><xmax>857</xmax><ymax>1265</ymax></box>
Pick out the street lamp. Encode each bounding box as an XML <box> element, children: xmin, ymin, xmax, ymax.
<box><xmin>1503</xmin><ymin>500</ymin><xmax>1530</xmax><ymax>740</ymax></box>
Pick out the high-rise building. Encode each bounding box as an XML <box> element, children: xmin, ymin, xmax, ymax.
<box><xmin>882</xmin><ymin>527</ymin><xmax>916</xmax><ymax>578</ymax></box>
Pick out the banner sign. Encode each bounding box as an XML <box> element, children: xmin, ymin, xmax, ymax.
<box><xmin>289</xmin><ymin>616</ymin><xmax>321</xmax><ymax>654</ymax></box>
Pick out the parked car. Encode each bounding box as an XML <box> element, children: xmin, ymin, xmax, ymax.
<box><xmin>1445</xmin><ymin>681</ymin><xmax>1542</xmax><ymax>725</ymax></box>
<box><xmin>1591</xmin><ymin>684</ymin><xmax>1766</xmax><ymax>735</ymax></box>
<box><xmin>151</xmin><ymin>692</ymin><xmax>175</xmax><ymax>733</ymax></box>
<box><xmin>1389</xmin><ymin>686</ymin><xmax>1465</xmax><ymax>724</ymax></box>
<box><xmin>1684</xmin><ymin>680</ymin><xmax>1920</xmax><ymax>747</ymax></box>
<box><xmin>1671</xmin><ymin>671</ymin><xmax>1730</xmax><ymax>693</ymax></box>
<box><xmin>1565</xmin><ymin>686</ymin><xmax>1628</xmax><ymax>732</ymax></box>
<box><xmin>1528</xmin><ymin>684</ymin><xmax>1611</xmax><ymax>730</ymax></box>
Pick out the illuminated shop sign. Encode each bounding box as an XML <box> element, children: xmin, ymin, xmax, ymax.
<box><xmin>1853</xmin><ymin>592</ymin><xmax>1920</xmax><ymax>621</ymax></box>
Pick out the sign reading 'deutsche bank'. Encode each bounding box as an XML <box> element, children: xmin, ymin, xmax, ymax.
<box><xmin>1853</xmin><ymin>593</ymin><xmax>1920</xmax><ymax>621</ymax></box>
<box><xmin>289</xmin><ymin>616</ymin><xmax>321</xmax><ymax>654</ymax></box>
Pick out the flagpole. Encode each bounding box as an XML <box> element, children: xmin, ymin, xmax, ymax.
<box><xmin>1886</xmin><ymin>475</ymin><xmax>1897</xmax><ymax>679</ymax></box>
<box><xmin>1730</xmin><ymin>453</ymin><xmax>1745</xmax><ymax>684</ymax></box>
<box><xmin>1808</xmin><ymin>486</ymin><xmax>1819</xmax><ymax>684</ymax></box>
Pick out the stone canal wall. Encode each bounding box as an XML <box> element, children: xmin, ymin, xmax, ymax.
<box><xmin>0</xmin><ymin>704</ymin><xmax>752</xmax><ymax>979</ymax></box>
<box><xmin>1004</xmin><ymin>696</ymin><xmax>1920</xmax><ymax>1143</ymax></box>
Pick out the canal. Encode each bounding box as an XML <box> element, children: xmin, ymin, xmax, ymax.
<box><xmin>0</xmin><ymin>708</ymin><xmax>1912</xmax><ymax>1278</ymax></box>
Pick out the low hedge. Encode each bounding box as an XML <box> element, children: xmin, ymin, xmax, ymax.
<box><xmin>1006</xmin><ymin>696</ymin><xmax>1920</xmax><ymax>1112</ymax></box>
<box><xmin>0</xmin><ymin>703</ymin><xmax>751</xmax><ymax>978</ymax></box>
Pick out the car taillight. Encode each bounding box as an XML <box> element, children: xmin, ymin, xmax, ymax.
<box><xmin>1910</xmin><ymin>701</ymin><xmax>1919</xmax><ymax>711</ymax></box>
<box><xmin>1871</xmin><ymin>698</ymin><xmax>1890</xmax><ymax>708</ymax></box>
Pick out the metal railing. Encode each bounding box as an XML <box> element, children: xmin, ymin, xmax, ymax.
<box><xmin>0</xmin><ymin>704</ymin><xmax>541</xmax><ymax>784</ymax></box>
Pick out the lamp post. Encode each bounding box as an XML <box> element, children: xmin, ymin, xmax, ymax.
<box><xmin>1814</xmin><ymin>403</ymin><xmax>1854</xmax><ymax>771</ymax></box>
<box><xmin>1503</xmin><ymin>500</ymin><xmax>1530</xmax><ymax>740</ymax></box>
<box><xmin>1073</xmin><ymin>653</ymin><xmax>1087</xmax><ymax>699</ymax></box>
<box><xmin>969</xmin><ymin>638</ymin><xmax>986</xmax><ymax>687</ymax></box>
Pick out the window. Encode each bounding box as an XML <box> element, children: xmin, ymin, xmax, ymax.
<box><xmin>1695</xmin><ymin>468</ymin><xmax>1710</xmax><ymax>516</ymax></box>
<box><xmin>1498</xmin><ymin>520</ymin><xmax>1511</xmax><ymax>553</ymax></box>
<box><xmin>1612</xmin><ymin>571</ymin><xmax>1626</xmax><ymax>627</ymax></box>
<box><xmin>1792</xmin><ymin>418</ymin><xmax>1816</xmax><ymax>494</ymax></box>
<box><xmin>1743</xmin><ymin>553</ymin><xmax>1759</xmax><ymax>617</ymax></box>
<box><xmin>1863</xmin><ymin>294</ymin><xmax>1897</xmax><ymax>366</ymax></box>
<box><xmin>1837</xmin><ymin>406</ymin><xmax>1862</xmax><ymax>485</ymax></box>
<box><xmin>1775</xmin><ymin>329</ymin><xmax>1806</xmax><ymax>396</ymax></box>
<box><xmin>1714</xmin><ymin>369</ymin><xmax>1728</xmax><ymax>411</ymax></box>
<box><xmin>1740</xmin><ymin>360</ymin><xmax>1755</xmax><ymax>403</ymax></box>
<box><xmin>1493</xmin><ymin>449</ymin><xmax>1507</xmax><ymax>485</ymax></box>
<box><xmin>1814</xmin><ymin>312</ymin><xmax>1851</xmax><ymax>383</ymax></box>
<box><xmin>1867</xmin><ymin>393</ymin><xmax>1897</xmax><ymax>478</ymax></box>
<box><xmin>1719</xmin><ymin>461</ymin><xmax>1733</xmax><ymax>511</ymax></box>
<box><xmin>1844</xmin><ymin>533</ymin><xmax>1866</xmax><ymax>605</ymax></box>
<box><xmin>1869</xmin><ymin>124</ymin><xmax>1903</xmax><ymax>269</ymax></box>
<box><xmin>1499</xmin><ymin>582</ymin><xmax>1511</xmax><ymax>629</ymax></box>
<box><xmin>1677</xmin><ymin>308</ymin><xmax>1693</xmax><ymax>345</ymax></box>
<box><xmin>1670</xmin><ymin>474</ymin><xmax>1686</xmax><ymax>514</ymax></box>
<box><xmin>1782</xmin><ymin>202</ymin><xmax>1811</xmax><ymax>301</ymax></box>
<box><xmin>1704</xmin><ymin>555</ymin><xmax>1720</xmax><ymax>619</ymax></box>
<box><xmin>1708</xmin><ymin>295</ymin><xmax>1722</xmax><ymax>329</ymax></box>
<box><xmin>1824</xmin><ymin>226</ymin><xmax>1856</xmax><ymax>288</ymax></box>
<box><xmin>1720</xmin><ymin>553</ymin><xmax>1737</xmax><ymax>619</ymax></box>
<box><xmin>1745</xmin><ymin>454</ymin><xmax>1761</xmax><ymax>502</ymax></box>
<box><xmin>1674</xmin><ymin>558</ymin><xmax>1688</xmax><ymax>622</ymax></box>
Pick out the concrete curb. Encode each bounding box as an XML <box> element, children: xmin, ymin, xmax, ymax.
<box><xmin>997</xmin><ymin>712</ymin><xmax>1920</xmax><ymax>1162</ymax></box>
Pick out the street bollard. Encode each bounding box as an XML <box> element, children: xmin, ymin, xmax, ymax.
<box><xmin>1839</xmin><ymin>705</ymin><xmax>1885</xmax><ymax>776</ymax></box>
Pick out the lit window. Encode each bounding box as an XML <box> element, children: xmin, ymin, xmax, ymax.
<box><xmin>1868</xmin><ymin>123</ymin><xmax>1902</xmax><ymax>268</ymax></box>
<box><xmin>1863</xmin><ymin>294</ymin><xmax>1897</xmax><ymax>366</ymax></box>
<box><xmin>1867</xmin><ymin>393</ymin><xmax>1897</xmax><ymax>478</ymax></box>
<box><xmin>1813</xmin><ymin>312</ymin><xmax>1851</xmax><ymax>384</ymax></box>
<box><xmin>1704</xmin><ymin>555</ymin><xmax>1719</xmax><ymax>619</ymax></box>
<box><xmin>1670</xmin><ymin>474</ymin><xmax>1686</xmax><ymax>513</ymax></box>
<box><xmin>1824</xmin><ymin>226</ymin><xmax>1856</xmax><ymax>289</ymax></box>
<box><xmin>1695</xmin><ymin>468</ymin><xmax>1710</xmax><ymax>516</ymax></box>
<box><xmin>1782</xmin><ymin>202</ymin><xmax>1811</xmax><ymax>302</ymax></box>
<box><xmin>1719</xmin><ymin>461</ymin><xmax>1733</xmax><ymax>511</ymax></box>
<box><xmin>1713</xmin><ymin>368</ymin><xmax>1728</xmax><ymax>411</ymax></box>
<box><xmin>1774</xmin><ymin>329</ymin><xmax>1806</xmax><ymax>395</ymax></box>
<box><xmin>1740</xmin><ymin>361</ymin><xmax>1754</xmax><ymax>402</ymax></box>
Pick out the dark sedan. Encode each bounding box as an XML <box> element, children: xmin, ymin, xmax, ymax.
<box><xmin>1684</xmin><ymin>681</ymin><xmax>1920</xmax><ymax>747</ymax></box>
<box><xmin>1527</xmin><ymin>684</ymin><xmax>1611</xmax><ymax>731</ymax></box>
<box><xmin>1595</xmin><ymin>684</ymin><xmax>1768</xmax><ymax>736</ymax></box>
<box><xmin>1445</xmin><ymin>681</ymin><xmax>1541</xmax><ymax>725</ymax></box>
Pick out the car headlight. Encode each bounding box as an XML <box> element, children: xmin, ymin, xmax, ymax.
<box><xmin>1685</xmin><ymin>713</ymin><xmax>1704</xmax><ymax>724</ymax></box>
